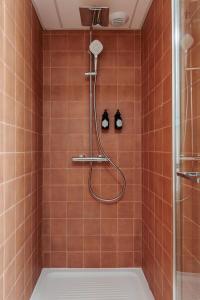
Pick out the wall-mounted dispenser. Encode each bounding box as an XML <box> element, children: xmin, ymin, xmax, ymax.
<box><xmin>115</xmin><ymin>110</ymin><xmax>123</xmax><ymax>130</ymax></box>
<box><xmin>101</xmin><ymin>110</ymin><xmax>109</xmax><ymax>130</ymax></box>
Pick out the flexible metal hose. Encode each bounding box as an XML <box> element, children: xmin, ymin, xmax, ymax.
<box><xmin>88</xmin><ymin>74</ymin><xmax>126</xmax><ymax>204</ymax></box>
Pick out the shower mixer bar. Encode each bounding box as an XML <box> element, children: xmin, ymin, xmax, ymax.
<box><xmin>72</xmin><ymin>155</ymin><xmax>108</xmax><ymax>163</ymax></box>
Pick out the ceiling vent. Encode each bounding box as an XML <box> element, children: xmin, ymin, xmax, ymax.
<box><xmin>110</xmin><ymin>11</ymin><xmax>129</xmax><ymax>27</ymax></box>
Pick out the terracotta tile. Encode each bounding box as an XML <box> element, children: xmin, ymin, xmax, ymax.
<box><xmin>51</xmin><ymin>101</ymin><xmax>68</xmax><ymax>118</ymax></box>
<box><xmin>118</xmin><ymin>202</ymin><xmax>134</xmax><ymax>218</ymax></box>
<box><xmin>98</xmin><ymin>86</ymin><xmax>117</xmax><ymax>102</ymax></box>
<box><xmin>50</xmin><ymin>35</ymin><xmax>68</xmax><ymax>51</ymax></box>
<box><xmin>98</xmin><ymin>68</ymin><xmax>117</xmax><ymax>86</ymax></box>
<box><xmin>51</xmin><ymin>236</ymin><xmax>66</xmax><ymax>251</ymax></box>
<box><xmin>67</xmin><ymin>185</ymin><xmax>84</xmax><ymax>202</ymax></box>
<box><xmin>51</xmin><ymin>252</ymin><xmax>67</xmax><ymax>267</ymax></box>
<box><xmin>51</xmin><ymin>119</ymin><xmax>68</xmax><ymax>134</ymax></box>
<box><xmin>68</xmin><ymin>32</ymin><xmax>85</xmax><ymax>50</ymax></box>
<box><xmin>118</xmin><ymin>219</ymin><xmax>133</xmax><ymax>235</ymax></box>
<box><xmin>42</xmin><ymin>235</ymin><xmax>51</xmax><ymax>252</ymax></box>
<box><xmin>68</xmin><ymin>52</ymin><xmax>87</xmax><ymax>67</ymax></box>
<box><xmin>67</xmin><ymin>135</ymin><xmax>86</xmax><ymax>151</ymax></box>
<box><xmin>83</xmin><ymin>202</ymin><xmax>100</xmax><ymax>218</ymax></box>
<box><xmin>118</xmin><ymin>52</ymin><xmax>134</xmax><ymax>67</ymax></box>
<box><xmin>84</xmin><ymin>219</ymin><xmax>100</xmax><ymax>236</ymax></box>
<box><xmin>4</xmin><ymin>235</ymin><xmax>15</xmax><ymax>269</ymax></box>
<box><xmin>51</xmin><ymin>219</ymin><xmax>66</xmax><ymax>235</ymax></box>
<box><xmin>50</xmin><ymin>202</ymin><xmax>66</xmax><ymax>218</ymax></box>
<box><xmin>50</xmin><ymin>169</ymin><xmax>67</xmax><ymax>185</ymax></box>
<box><xmin>118</xmin><ymin>68</ymin><xmax>134</xmax><ymax>86</ymax></box>
<box><xmin>101</xmin><ymin>252</ymin><xmax>117</xmax><ymax>267</ymax></box>
<box><xmin>101</xmin><ymin>219</ymin><xmax>117</xmax><ymax>235</ymax></box>
<box><xmin>118</xmin><ymin>252</ymin><xmax>134</xmax><ymax>267</ymax></box>
<box><xmin>100</xmin><ymin>203</ymin><xmax>117</xmax><ymax>218</ymax></box>
<box><xmin>50</xmin><ymin>151</ymin><xmax>67</xmax><ymax>168</ymax></box>
<box><xmin>84</xmin><ymin>236</ymin><xmax>100</xmax><ymax>251</ymax></box>
<box><xmin>67</xmin><ymin>219</ymin><xmax>83</xmax><ymax>236</ymax></box>
<box><xmin>94</xmin><ymin>32</ymin><xmax>117</xmax><ymax>52</ymax></box>
<box><xmin>67</xmin><ymin>202</ymin><xmax>83</xmax><ymax>218</ymax></box>
<box><xmin>101</xmin><ymin>236</ymin><xmax>117</xmax><ymax>251</ymax></box>
<box><xmin>51</xmin><ymin>186</ymin><xmax>67</xmax><ymax>202</ymax></box>
<box><xmin>68</xmin><ymin>252</ymin><xmax>83</xmax><ymax>267</ymax></box>
<box><xmin>100</xmin><ymin>184</ymin><xmax>119</xmax><ymax>201</ymax></box>
<box><xmin>99</xmin><ymin>52</ymin><xmax>116</xmax><ymax>68</ymax></box>
<box><xmin>5</xmin><ymin>207</ymin><xmax>15</xmax><ymax>238</ymax></box>
<box><xmin>42</xmin><ymin>220</ymin><xmax>51</xmax><ymax>235</ymax></box>
<box><xmin>117</xmin><ymin>33</ymin><xmax>134</xmax><ymax>51</ymax></box>
<box><xmin>67</xmin><ymin>236</ymin><xmax>83</xmax><ymax>251</ymax></box>
<box><xmin>68</xmin><ymin>68</ymin><xmax>86</xmax><ymax>86</ymax></box>
<box><xmin>51</xmin><ymin>68</ymin><xmax>68</xmax><ymax>85</ymax></box>
<box><xmin>118</xmin><ymin>86</ymin><xmax>135</xmax><ymax>102</ymax></box>
<box><xmin>4</xmin><ymin>261</ymin><xmax>15</xmax><ymax>299</ymax></box>
<box><xmin>84</xmin><ymin>252</ymin><xmax>100</xmax><ymax>268</ymax></box>
<box><xmin>51</xmin><ymin>52</ymin><xmax>68</xmax><ymax>67</ymax></box>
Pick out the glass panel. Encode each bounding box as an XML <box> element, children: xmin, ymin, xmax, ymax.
<box><xmin>174</xmin><ymin>1</ymin><xmax>200</xmax><ymax>300</ymax></box>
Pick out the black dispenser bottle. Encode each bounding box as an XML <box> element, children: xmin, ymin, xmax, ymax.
<box><xmin>101</xmin><ymin>110</ymin><xmax>109</xmax><ymax>130</ymax></box>
<box><xmin>115</xmin><ymin>110</ymin><xmax>123</xmax><ymax>130</ymax></box>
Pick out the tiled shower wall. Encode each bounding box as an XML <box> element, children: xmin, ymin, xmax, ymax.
<box><xmin>0</xmin><ymin>0</ymin><xmax>43</xmax><ymax>299</ymax></box>
<box><xmin>141</xmin><ymin>1</ymin><xmax>173</xmax><ymax>300</ymax></box>
<box><xmin>42</xmin><ymin>30</ymin><xmax>142</xmax><ymax>268</ymax></box>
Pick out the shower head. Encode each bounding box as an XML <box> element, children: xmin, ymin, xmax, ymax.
<box><xmin>181</xmin><ymin>33</ymin><xmax>194</xmax><ymax>52</ymax></box>
<box><xmin>89</xmin><ymin>40</ymin><xmax>103</xmax><ymax>57</ymax></box>
<box><xmin>79</xmin><ymin>6</ymin><xmax>109</xmax><ymax>27</ymax></box>
<box><xmin>89</xmin><ymin>40</ymin><xmax>103</xmax><ymax>74</ymax></box>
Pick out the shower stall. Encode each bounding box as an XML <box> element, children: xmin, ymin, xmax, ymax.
<box><xmin>30</xmin><ymin>2</ymin><xmax>154</xmax><ymax>299</ymax></box>
<box><xmin>1</xmin><ymin>0</ymin><xmax>180</xmax><ymax>299</ymax></box>
<box><xmin>173</xmin><ymin>0</ymin><xmax>200</xmax><ymax>299</ymax></box>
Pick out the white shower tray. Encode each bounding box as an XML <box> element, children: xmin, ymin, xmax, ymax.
<box><xmin>30</xmin><ymin>268</ymin><xmax>154</xmax><ymax>300</ymax></box>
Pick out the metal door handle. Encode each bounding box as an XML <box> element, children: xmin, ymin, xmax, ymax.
<box><xmin>176</xmin><ymin>171</ymin><xmax>200</xmax><ymax>183</ymax></box>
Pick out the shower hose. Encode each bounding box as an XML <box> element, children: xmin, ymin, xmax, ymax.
<box><xmin>88</xmin><ymin>75</ymin><xmax>126</xmax><ymax>204</ymax></box>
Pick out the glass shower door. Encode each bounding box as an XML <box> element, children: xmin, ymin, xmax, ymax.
<box><xmin>173</xmin><ymin>0</ymin><xmax>200</xmax><ymax>300</ymax></box>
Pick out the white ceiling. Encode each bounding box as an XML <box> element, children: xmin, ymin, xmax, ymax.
<box><xmin>32</xmin><ymin>0</ymin><xmax>153</xmax><ymax>30</ymax></box>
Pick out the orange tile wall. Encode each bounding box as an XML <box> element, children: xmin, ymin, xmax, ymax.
<box><xmin>0</xmin><ymin>0</ymin><xmax>43</xmax><ymax>299</ymax></box>
<box><xmin>42</xmin><ymin>30</ymin><xmax>142</xmax><ymax>268</ymax></box>
<box><xmin>141</xmin><ymin>1</ymin><xmax>173</xmax><ymax>300</ymax></box>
